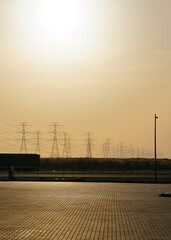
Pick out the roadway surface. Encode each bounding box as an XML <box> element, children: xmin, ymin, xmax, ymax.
<box><xmin>0</xmin><ymin>182</ymin><xmax>170</xmax><ymax>239</ymax></box>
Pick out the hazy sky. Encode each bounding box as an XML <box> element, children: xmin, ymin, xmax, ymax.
<box><xmin>0</xmin><ymin>0</ymin><xmax>171</xmax><ymax>158</ymax></box>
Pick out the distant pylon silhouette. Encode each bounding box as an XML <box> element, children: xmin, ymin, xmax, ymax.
<box><xmin>136</xmin><ymin>146</ymin><xmax>140</xmax><ymax>158</ymax></box>
<box><xmin>116</xmin><ymin>143</ymin><xmax>119</xmax><ymax>158</ymax></box>
<box><xmin>102</xmin><ymin>139</ymin><xmax>111</xmax><ymax>158</ymax></box>
<box><xmin>120</xmin><ymin>142</ymin><xmax>124</xmax><ymax>158</ymax></box>
<box><xmin>35</xmin><ymin>131</ymin><xmax>41</xmax><ymax>155</ymax></box>
<box><xmin>106</xmin><ymin>138</ymin><xmax>111</xmax><ymax>158</ymax></box>
<box><xmin>18</xmin><ymin>122</ymin><xmax>29</xmax><ymax>153</ymax></box>
<box><xmin>125</xmin><ymin>145</ymin><xmax>129</xmax><ymax>158</ymax></box>
<box><xmin>102</xmin><ymin>143</ymin><xmax>106</xmax><ymax>158</ymax></box>
<box><xmin>50</xmin><ymin>122</ymin><xmax>61</xmax><ymax>158</ymax></box>
<box><xmin>67</xmin><ymin>136</ymin><xmax>72</xmax><ymax>158</ymax></box>
<box><xmin>129</xmin><ymin>144</ymin><xmax>134</xmax><ymax>158</ymax></box>
<box><xmin>85</xmin><ymin>132</ymin><xmax>93</xmax><ymax>158</ymax></box>
<box><xmin>62</xmin><ymin>132</ymin><xmax>69</xmax><ymax>158</ymax></box>
<box><xmin>141</xmin><ymin>147</ymin><xmax>144</xmax><ymax>158</ymax></box>
<box><xmin>112</xmin><ymin>145</ymin><xmax>116</xmax><ymax>158</ymax></box>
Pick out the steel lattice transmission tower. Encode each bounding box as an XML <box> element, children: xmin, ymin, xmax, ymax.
<box><xmin>62</xmin><ymin>133</ymin><xmax>72</xmax><ymax>158</ymax></box>
<box><xmin>129</xmin><ymin>144</ymin><xmax>134</xmax><ymax>158</ymax></box>
<box><xmin>50</xmin><ymin>122</ymin><xmax>61</xmax><ymax>158</ymax></box>
<box><xmin>85</xmin><ymin>132</ymin><xmax>94</xmax><ymax>158</ymax></box>
<box><xmin>119</xmin><ymin>141</ymin><xmax>124</xmax><ymax>158</ymax></box>
<box><xmin>105</xmin><ymin>138</ymin><xmax>111</xmax><ymax>158</ymax></box>
<box><xmin>102</xmin><ymin>142</ymin><xmax>106</xmax><ymax>158</ymax></box>
<box><xmin>67</xmin><ymin>136</ymin><xmax>72</xmax><ymax>158</ymax></box>
<box><xmin>18</xmin><ymin>122</ymin><xmax>29</xmax><ymax>153</ymax></box>
<box><xmin>106</xmin><ymin>138</ymin><xmax>111</xmax><ymax>158</ymax></box>
<box><xmin>62</xmin><ymin>132</ymin><xmax>69</xmax><ymax>158</ymax></box>
<box><xmin>102</xmin><ymin>139</ymin><xmax>111</xmax><ymax>158</ymax></box>
<box><xmin>112</xmin><ymin>145</ymin><xmax>116</xmax><ymax>158</ymax></box>
<box><xmin>136</xmin><ymin>146</ymin><xmax>140</xmax><ymax>158</ymax></box>
<box><xmin>35</xmin><ymin>131</ymin><xmax>41</xmax><ymax>155</ymax></box>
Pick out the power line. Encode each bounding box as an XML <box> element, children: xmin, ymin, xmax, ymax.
<box><xmin>0</xmin><ymin>118</ymin><xmax>14</xmax><ymax>127</ymax></box>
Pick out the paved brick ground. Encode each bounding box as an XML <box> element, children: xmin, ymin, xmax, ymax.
<box><xmin>0</xmin><ymin>182</ymin><xmax>170</xmax><ymax>240</ymax></box>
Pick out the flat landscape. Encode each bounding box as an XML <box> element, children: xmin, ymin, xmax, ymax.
<box><xmin>0</xmin><ymin>182</ymin><xmax>170</xmax><ymax>239</ymax></box>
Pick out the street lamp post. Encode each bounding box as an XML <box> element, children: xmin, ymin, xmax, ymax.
<box><xmin>154</xmin><ymin>114</ymin><xmax>158</xmax><ymax>183</ymax></box>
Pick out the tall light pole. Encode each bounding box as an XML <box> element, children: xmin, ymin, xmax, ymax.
<box><xmin>154</xmin><ymin>114</ymin><xmax>158</xmax><ymax>183</ymax></box>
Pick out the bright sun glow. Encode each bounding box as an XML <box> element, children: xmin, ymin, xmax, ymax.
<box><xmin>21</xmin><ymin>0</ymin><xmax>94</xmax><ymax>60</ymax></box>
<box><xmin>35</xmin><ymin>0</ymin><xmax>84</xmax><ymax>35</ymax></box>
<box><xmin>17</xmin><ymin>0</ymin><xmax>104</xmax><ymax>60</ymax></box>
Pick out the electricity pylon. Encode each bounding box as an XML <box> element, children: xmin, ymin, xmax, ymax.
<box><xmin>102</xmin><ymin>142</ymin><xmax>106</xmax><ymax>158</ymax></box>
<box><xmin>112</xmin><ymin>145</ymin><xmax>116</xmax><ymax>158</ymax></box>
<box><xmin>102</xmin><ymin>138</ymin><xmax>111</xmax><ymax>158</ymax></box>
<box><xmin>17</xmin><ymin>122</ymin><xmax>29</xmax><ymax>153</ymax></box>
<box><xmin>116</xmin><ymin>143</ymin><xmax>119</xmax><ymax>158</ymax></box>
<box><xmin>120</xmin><ymin>141</ymin><xmax>124</xmax><ymax>158</ymax></box>
<box><xmin>129</xmin><ymin>144</ymin><xmax>134</xmax><ymax>158</ymax></box>
<box><xmin>67</xmin><ymin>136</ymin><xmax>72</xmax><ymax>158</ymax></box>
<box><xmin>106</xmin><ymin>138</ymin><xmax>111</xmax><ymax>158</ymax></box>
<box><xmin>136</xmin><ymin>146</ymin><xmax>140</xmax><ymax>158</ymax></box>
<box><xmin>62</xmin><ymin>133</ymin><xmax>72</xmax><ymax>158</ymax></box>
<box><xmin>49</xmin><ymin>122</ymin><xmax>61</xmax><ymax>158</ymax></box>
<box><xmin>141</xmin><ymin>147</ymin><xmax>144</xmax><ymax>158</ymax></box>
<box><xmin>124</xmin><ymin>145</ymin><xmax>128</xmax><ymax>158</ymax></box>
<box><xmin>62</xmin><ymin>132</ymin><xmax>69</xmax><ymax>158</ymax></box>
<box><xmin>35</xmin><ymin>131</ymin><xmax>41</xmax><ymax>155</ymax></box>
<box><xmin>85</xmin><ymin>132</ymin><xmax>94</xmax><ymax>158</ymax></box>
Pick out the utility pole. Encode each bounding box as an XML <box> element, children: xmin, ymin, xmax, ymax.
<box><xmin>154</xmin><ymin>114</ymin><xmax>158</xmax><ymax>183</ymax></box>
<box><xmin>17</xmin><ymin>122</ymin><xmax>29</xmax><ymax>153</ymax></box>
<box><xmin>35</xmin><ymin>131</ymin><xmax>41</xmax><ymax>155</ymax></box>
<box><xmin>129</xmin><ymin>144</ymin><xmax>134</xmax><ymax>158</ymax></box>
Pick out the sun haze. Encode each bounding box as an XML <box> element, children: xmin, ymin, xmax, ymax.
<box><xmin>0</xmin><ymin>0</ymin><xmax>171</xmax><ymax>158</ymax></box>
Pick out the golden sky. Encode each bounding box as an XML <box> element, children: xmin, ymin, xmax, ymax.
<box><xmin>0</xmin><ymin>0</ymin><xmax>171</xmax><ymax>158</ymax></box>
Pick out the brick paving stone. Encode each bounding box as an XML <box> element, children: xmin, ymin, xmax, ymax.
<box><xmin>0</xmin><ymin>182</ymin><xmax>170</xmax><ymax>240</ymax></box>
